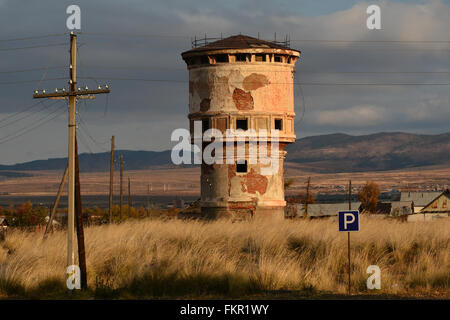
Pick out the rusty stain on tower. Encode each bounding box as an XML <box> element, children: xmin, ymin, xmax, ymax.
<box><xmin>181</xmin><ymin>35</ymin><xmax>300</xmax><ymax>219</ymax></box>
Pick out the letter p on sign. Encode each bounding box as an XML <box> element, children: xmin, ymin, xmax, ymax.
<box><xmin>339</xmin><ymin>211</ymin><xmax>359</xmax><ymax>232</ymax></box>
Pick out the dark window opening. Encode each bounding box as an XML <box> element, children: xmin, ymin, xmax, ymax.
<box><xmin>215</xmin><ymin>54</ymin><xmax>228</xmax><ymax>63</ymax></box>
<box><xmin>200</xmin><ymin>56</ymin><xmax>210</xmax><ymax>64</ymax></box>
<box><xmin>202</xmin><ymin>119</ymin><xmax>210</xmax><ymax>132</ymax></box>
<box><xmin>236</xmin><ymin>54</ymin><xmax>247</xmax><ymax>62</ymax></box>
<box><xmin>274</xmin><ymin>55</ymin><xmax>282</xmax><ymax>63</ymax></box>
<box><xmin>236</xmin><ymin>160</ymin><xmax>247</xmax><ymax>173</ymax></box>
<box><xmin>255</xmin><ymin>54</ymin><xmax>266</xmax><ymax>62</ymax></box>
<box><xmin>236</xmin><ymin>119</ymin><xmax>248</xmax><ymax>130</ymax></box>
<box><xmin>274</xmin><ymin>119</ymin><xmax>282</xmax><ymax>130</ymax></box>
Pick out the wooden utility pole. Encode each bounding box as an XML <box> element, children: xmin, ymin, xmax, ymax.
<box><xmin>147</xmin><ymin>184</ymin><xmax>150</xmax><ymax>216</ymax></box>
<box><xmin>348</xmin><ymin>179</ymin><xmax>352</xmax><ymax>295</ymax></box>
<box><xmin>74</xmin><ymin>137</ymin><xmax>87</xmax><ymax>289</ymax></box>
<box><xmin>44</xmin><ymin>165</ymin><xmax>68</xmax><ymax>238</ymax></box>
<box><xmin>109</xmin><ymin>135</ymin><xmax>115</xmax><ymax>223</ymax></box>
<box><xmin>120</xmin><ymin>155</ymin><xmax>123</xmax><ymax>220</ymax></box>
<box><xmin>32</xmin><ymin>32</ymin><xmax>110</xmax><ymax>287</ymax></box>
<box><xmin>128</xmin><ymin>177</ymin><xmax>132</xmax><ymax>214</ymax></box>
<box><xmin>349</xmin><ymin>180</ymin><xmax>352</xmax><ymax>211</ymax></box>
<box><xmin>303</xmin><ymin>177</ymin><xmax>311</xmax><ymax>218</ymax></box>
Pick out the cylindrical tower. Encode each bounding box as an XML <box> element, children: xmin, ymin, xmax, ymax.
<box><xmin>181</xmin><ymin>35</ymin><xmax>300</xmax><ymax>219</ymax></box>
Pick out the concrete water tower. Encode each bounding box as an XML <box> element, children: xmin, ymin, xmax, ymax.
<box><xmin>181</xmin><ymin>35</ymin><xmax>300</xmax><ymax>219</ymax></box>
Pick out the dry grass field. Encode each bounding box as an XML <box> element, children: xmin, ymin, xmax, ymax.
<box><xmin>0</xmin><ymin>216</ymin><xmax>448</xmax><ymax>299</ymax></box>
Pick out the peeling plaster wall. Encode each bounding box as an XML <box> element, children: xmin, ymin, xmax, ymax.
<box><xmin>189</xmin><ymin>64</ymin><xmax>294</xmax><ymax>115</ymax></box>
<box><xmin>200</xmin><ymin>144</ymin><xmax>287</xmax><ymax>218</ymax></box>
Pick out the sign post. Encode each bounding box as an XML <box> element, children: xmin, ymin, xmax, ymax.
<box><xmin>339</xmin><ymin>210</ymin><xmax>359</xmax><ymax>295</ymax></box>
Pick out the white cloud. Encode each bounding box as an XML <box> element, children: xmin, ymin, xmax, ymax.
<box><xmin>315</xmin><ymin>105</ymin><xmax>387</xmax><ymax>127</ymax></box>
<box><xmin>176</xmin><ymin>10</ymin><xmax>234</xmax><ymax>31</ymax></box>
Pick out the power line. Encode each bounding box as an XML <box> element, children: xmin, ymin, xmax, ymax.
<box><xmin>0</xmin><ymin>100</ymin><xmax>60</xmax><ymax>129</ymax></box>
<box><xmin>78</xmin><ymin>31</ymin><xmax>450</xmax><ymax>44</ymax></box>
<box><xmin>0</xmin><ymin>43</ymin><xmax>67</xmax><ymax>51</ymax></box>
<box><xmin>0</xmin><ymin>103</ymin><xmax>66</xmax><ymax>145</ymax></box>
<box><xmin>0</xmin><ymin>100</ymin><xmax>45</xmax><ymax>124</ymax></box>
<box><xmin>78</xmin><ymin>76</ymin><xmax>450</xmax><ymax>86</ymax></box>
<box><xmin>295</xmin><ymin>82</ymin><xmax>450</xmax><ymax>86</ymax></box>
<box><xmin>0</xmin><ymin>33</ymin><xmax>67</xmax><ymax>43</ymax></box>
<box><xmin>290</xmin><ymin>39</ymin><xmax>450</xmax><ymax>44</ymax></box>
<box><xmin>0</xmin><ymin>66</ymin><xmax>66</xmax><ymax>74</ymax></box>
<box><xmin>79</xmin><ymin>65</ymin><xmax>450</xmax><ymax>74</ymax></box>
<box><xmin>76</xmin><ymin>128</ymin><xmax>95</xmax><ymax>154</ymax></box>
<box><xmin>77</xmin><ymin>114</ymin><xmax>109</xmax><ymax>150</ymax></box>
<box><xmin>0</xmin><ymin>78</ymin><xmax>66</xmax><ymax>85</ymax></box>
<box><xmin>78</xmin><ymin>31</ymin><xmax>190</xmax><ymax>39</ymax></box>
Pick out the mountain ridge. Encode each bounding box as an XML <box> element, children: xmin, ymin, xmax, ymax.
<box><xmin>1</xmin><ymin>132</ymin><xmax>449</xmax><ymax>174</ymax></box>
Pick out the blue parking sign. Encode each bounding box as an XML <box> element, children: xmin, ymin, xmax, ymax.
<box><xmin>339</xmin><ymin>211</ymin><xmax>359</xmax><ymax>232</ymax></box>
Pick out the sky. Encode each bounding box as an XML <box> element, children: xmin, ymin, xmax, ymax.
<box><xmin>0</xmin><ymin>0</ymin><xmax>449</xmax><ymax>164</ymax></box>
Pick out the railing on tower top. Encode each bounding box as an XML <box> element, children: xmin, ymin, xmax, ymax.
<box><xmin>191</xmin><ymin>34</ymin><xmax>291</xmax><ymax>48</ymax></box>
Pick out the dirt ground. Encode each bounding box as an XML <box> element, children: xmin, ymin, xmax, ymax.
<box><xmin>0</xmin><ymin>164</ymin><xmax>448</xmax><ymax>197</ymax></box>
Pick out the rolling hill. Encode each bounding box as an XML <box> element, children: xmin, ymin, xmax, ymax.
<box><xmin>0</xmin><ymin>132</ymin><xmax>449</xmax><ymax>174</ymax></box>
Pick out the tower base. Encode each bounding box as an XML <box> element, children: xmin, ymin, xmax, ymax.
<box><xmin>201</xmin><ymin>204</ymin><xmax>285</xmax><ymax>220</ymax></box>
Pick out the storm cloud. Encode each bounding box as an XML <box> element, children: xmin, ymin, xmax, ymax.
<box><xmin>0</xmin><ymin>0</ymin><xmax>449</xmax><ymax>164</ymax></box>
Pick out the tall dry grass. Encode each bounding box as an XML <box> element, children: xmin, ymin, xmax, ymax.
<box><xmin>0</xmin><ymin>217</ymin><xmax>448</xmax><ymax>298</ymax></box>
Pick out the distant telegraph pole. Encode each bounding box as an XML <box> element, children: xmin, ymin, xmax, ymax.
<box><xmin>120</xmin><ymin>155</ymin><xmax>124</xmax><ymax>220</ymax></box>
<box><xmin>147</xmin><ymin>183</ymin><xmax>150</xmax><ymax>216</ymax></box>
<box><xmin>349</xmin><ymin>180</ymin><xmax>352</xmax><ymax>211</ymax></box>
<box><xmin>32</xmin><ymin>32</ymin><xmax>110</xmax><ymax>283</ymax></box>
<box><xmin>128</xmin><ymin>177</ymin><xmax>132</xmax><ymax>214</ymax></box>
<box><xmin>304</xmin><ymin>177</ymin><xmax>311</xmax><ymax>218</ymax></box>
<box><xmin>109</xmin><ymin>136</ymin><xmax>115</xmax><ymax>223</ymax></box>
<box><xmin>348</xmin><ymin>179</ymin><xmax>352</xmax><ymax>294</ymax></box>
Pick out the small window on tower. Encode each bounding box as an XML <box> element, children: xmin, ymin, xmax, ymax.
<box><xmin>215</xmin><ymin>54</ymin><xmax>228</xmax><ymax>63</ymax></box>
<box><xmin>274</xmin><ymin>55</ymin><xmax>282</xmax><ymax>63</ymax></box>
<box><xmin>255</xmin><ymin>54</ymin><xmax>266</xmax><ymax>62</ymax></box>
<box><xmin>202</xmin><ymin>119</ymin><xmax>210</xmax><ymax>132</ymax></box>
<box><xmin>274</xmin><ymin>119</ymin><xmax>282</xmax><ymax>130</ymax></box>
<box><xmin>236</xmin><ymin>119</ymin><xmax>248</xmax><ymax>130</ymax></box>
<box><xmin>236</xmin><ymin>160</ymin><xmax>247</xmax><ymax>173</ymax></box>
<box><xmin>236</xmin><ymin>54</ymin><xmax>247</xmax><ymax>62</ymax></box>
<box><xmin>200</xmin><ymin>56</ymin><xmax>210</xmax><ymax>64</ymax></box>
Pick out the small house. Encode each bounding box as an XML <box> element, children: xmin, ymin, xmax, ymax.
<box><xmin>400</xmin><ymin>192</ymin><xmax>441</xmax><ymax>213</ymax></box>
<box><xmin>408</xmin><ymin>190</ymin><xmax>450</xmax><ymax>222</ymax></box>
<box><xmin>285</xmin><ymin>202</ymin><xmax>361</xmax><ymax>219</ymax></box>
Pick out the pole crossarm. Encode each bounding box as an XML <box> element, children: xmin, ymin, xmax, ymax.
<box><xmin>33</xmin><ymin>88</ymin><xmax>110</xmax><ymax>99</ymax></box>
